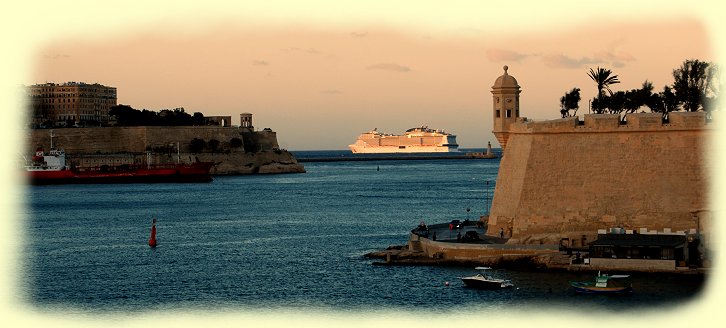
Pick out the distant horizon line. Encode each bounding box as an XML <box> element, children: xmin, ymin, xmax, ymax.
<box><xmin>288</xmin><ymin>147</ymin><xmax>499</xmax><ymax>152</ymax></box>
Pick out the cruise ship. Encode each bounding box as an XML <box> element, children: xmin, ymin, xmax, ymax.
<box><xmin>348</xmin><ymin>126</ymin><xmax>459</xmax><ymax>153</ymax></box>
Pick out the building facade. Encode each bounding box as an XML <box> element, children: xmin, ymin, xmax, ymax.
<box><xmin>27</xmin><ymin>82</ymin><xmax>117</xmax><ymax>127</ymax></box>
<box><xmin>204</xmin><ymin>116</ymin><xmax>232</xmax><ymax>127</ymax></box>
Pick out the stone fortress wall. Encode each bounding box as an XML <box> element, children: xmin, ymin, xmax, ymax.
<box><xmin>27</xmin><ymin>126</ymin><xmax>304</xmax><ymax>175</ymax></box>
<box><xmin>486</xmin><ymin>111</ymin><xmax>712</xmax><ymax>246</ymax></box>
<box><xmin>28</xmin><ymin>126</ymin><xmax>280</xmax><ymax>154</ymax></box>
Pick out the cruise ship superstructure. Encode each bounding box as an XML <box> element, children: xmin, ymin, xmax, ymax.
<box><xmin>348</xmin><ymin>126</ymin><xmax>459</xmax><ymax>153</ymax></box>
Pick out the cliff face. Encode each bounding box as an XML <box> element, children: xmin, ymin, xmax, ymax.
<box><xmin>27</xmin><ymin>126</ymin><xmax>305</xmax><ymax>175</ymax></box>
<box><xmin>487</xmin><ymin>112</ymin><xmax>711</xmax><ymax>246</ymax></box>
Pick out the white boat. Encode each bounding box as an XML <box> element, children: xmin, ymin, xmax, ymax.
<box><xmin>348</xmin><ymin>126</ymin><xmax>459</xmax><ymax>153</ymax></box>
<box><xmin>460</xmin><ymin>267</ymin><xmax>514</xmax><ymax>289</ymax></box>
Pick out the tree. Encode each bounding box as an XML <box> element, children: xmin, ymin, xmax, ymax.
<box><xmin>109</xmin><ymin>104</ymin><xmax>139</xmax><ymax>126</ymax></box>
<box><xmin>587</xmin><ymin>67</ymin><xmax>620</xmax><ymax>114</ymax></box>
<box><xmin>193</xmin><ymin>112</ymin><xmax>205</xmax><ymax>125</ymax></box>
<box><xmin>189</xmin><ymin>138</ymin><xmax>206</xmax><ymax>153</ymax></box>
<box><xmin>634</xmin><ymin>81</ymin><xmax>654</xmax><ymax>110</ymax></box>
<box><xmin>559</xmin><ymin>87</ymin><xmax>581</xmax><ymax>118</ymax></box>
<box><xmin>704</xmin><ymin>63</ymin><xmax>721</xmax><ymax>116</ymax></box>
<box><xmin>230</xmin><ymin>137</ymin><xmax>243</xmax><ymax>148</ymax></box>
<box><xmin>607</xmin><ymin>91</ymin><xmax>626</xmax><ymax>114</ymax></box>
<box><xmin>672</xmin><ymin>59</ymin><xmax>710</xmax><ymax>112</ymax></box>
<box><xmin>207</xmin><ymin>139</ymin><xmax>220</xmax><ymax>152</ymax></box>
<box><xmin>647</xmin><ymin>86</ymin><xmax>678</xmax><ymax>120</ymax></box>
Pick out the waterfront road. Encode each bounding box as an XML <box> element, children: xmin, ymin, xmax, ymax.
<box><xmin>412</xmin><ymin>221</ymin><xmax>508</xmax><ymax>244</ymax></box>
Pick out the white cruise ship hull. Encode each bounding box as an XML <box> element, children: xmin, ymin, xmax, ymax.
<box><xmin>349</xmin><ymin>145</ymin><xmax>458</xmax><ymax>153</ymax></box>
<box><xmin>348</xmin><ymin>126</ymin><xmax>459</xmax><ymax>154</ymax></box>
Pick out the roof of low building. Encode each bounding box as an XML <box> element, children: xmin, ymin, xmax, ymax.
<box><xmin>590</xmin><ymin>233</ymin><xmax>687</xmax><ymax>247</ymax></box>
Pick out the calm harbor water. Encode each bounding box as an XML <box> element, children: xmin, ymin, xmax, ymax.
<box><xmin>20</xmin><ymin>150</ymin><xmax>705</xmax><ymax>315</ymax></box>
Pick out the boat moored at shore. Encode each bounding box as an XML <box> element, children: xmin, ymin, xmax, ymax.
<box><xmin>570</xmin><ymin>271</ymin><xmax>633</xmax><ymax>294</ymax></box>
<box><xmin>25</xmin><ymin>131</ymin><xmax>214</xmax><ymax>185</ymax></box>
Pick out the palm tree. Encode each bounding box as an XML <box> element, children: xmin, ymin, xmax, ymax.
<box><xmin>587</xmin><ymin>67</ymin><xmax>620</xmax><ymax>113</ymax></box>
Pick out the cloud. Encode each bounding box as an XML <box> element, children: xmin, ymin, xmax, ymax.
<box><xmin>252</xmin><ymin>60</ymin><xmax>269</xmax><ymax>66</ymax></box>
<box><xmin>539</xmin><ymin>51</ymin><xmax>636</xmax><ymax>69</ymax></box>
<box><xmin>486</xmin><ymin>49</ymin><xmax>530</xmax><ymax>63</ymax></box>
<box><xmin>593</xmin><ymin>51</ymin><xmax>636</xmax><ymax>64</ymax></box>
<box><xmin>366</xmin><ymin>63</ymin><xmax>412</xmax><ymax>72</ymax></box>
<box><xmin>320</xmin><ymin>89</ymin><xmax>342</xmax><ymax>94</ymax></box>
<box><xmin>541</xmin><ymin>53</ymin><xmax>599</xmax><ymax>69</ymax></box>
<box><xmin>350</xmin><ymin>31</ymin><xmax>367</xmax><ymax>38</ymax></box>
<box><xmin>43</xmin><ymin>54</ymin><xmax>70</xmax><ymax>60</ymax></box>
<box><xmin>280</xmin><ymin>47</ymin><xmax>322</xmax><ymax>55</ymax></box>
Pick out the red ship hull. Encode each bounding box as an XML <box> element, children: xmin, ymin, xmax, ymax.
<box><xmin>29</xmin><ymin>162</ymin><xmax>214</xmax><ymax>185</ymax></box>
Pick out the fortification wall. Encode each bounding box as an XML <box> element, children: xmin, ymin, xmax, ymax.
<box><xmin>487</xmin><ymin>112</ymin><xmax>711</xmax><ymax>245</ymax></box>
<box><xmin>27</xmin><ymin>127</ymin><xmax>304</xmax><ymax>174</ymax></box>
<box><xmin>27</xmin><ymin>126</ymin><xmax>246</xmax><ymax>154</ymax></box>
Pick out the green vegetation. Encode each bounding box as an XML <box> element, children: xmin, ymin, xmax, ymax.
<box><xmin>559</xmin><ymin>88</ymin><xmax>581</xmax><ymax>118</ymax></box>
<box><xmin>563</xmin><ymin>59</ymin><xmax>720</xmax><ymax>120</ymax></box>
<box><xmin>207</xmin><ymin>139</ymin><xmax>220</xmax><ymax>152</ymax></box>
<box><xmin>109</xmin><ymin>105</ymin><xmax>206</xmax><ymax>126</ymax></box>
<box><xmin>587</xmin><ymin>67</ymin><xmax>620</xmax><ymax>114</ymax></box>
<box><xmin>230</xmin><ymin>137</ymin><xmax>243</xmax><ymax>148</ymax></box>
<box><xmin>189</xmin><ymin>138</ymin><xmax>206</xmax><ymax>153</ymax></box>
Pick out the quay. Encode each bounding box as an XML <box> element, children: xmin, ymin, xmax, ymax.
<box><xmin>365</xmin><ymin>221</ymin><xmax>708</xmax><ymax>275</ymax></box>
<box><xmin>297</xmin><ymin>152</ymin><xmax>497</xmax><ymax>163</ymax></box>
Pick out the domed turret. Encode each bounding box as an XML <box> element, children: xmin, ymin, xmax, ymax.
<box><xmin>492</xmin><ymin>65</ymin><xmax>520</xmax><ymax>89</ymax></box>
<box><xmin>491</xmin><ymin>65</ymin><xmax>522</xmax><ymax>151</ymax></box>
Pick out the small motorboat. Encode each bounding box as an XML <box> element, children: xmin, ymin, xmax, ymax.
<box><xmin>460</xmin><ymin>267</ymin><xmax>514</xmax><ymax>289</ymax></box>
<box><xmin>570</xmin><ymin>271</ymin><xmax>632</xmax><ymax>294</ymax></box>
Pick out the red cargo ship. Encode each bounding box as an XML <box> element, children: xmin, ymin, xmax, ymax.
<box><xmin>25</xmin><ymin>132</ymin><xmax>214</xmax><ymax>185</ymax></box>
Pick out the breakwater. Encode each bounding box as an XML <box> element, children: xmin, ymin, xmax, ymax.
<box><xmin>297</xmin><ymin>152</ymin><xmax>497</xmax><ymax>162</ymax></box>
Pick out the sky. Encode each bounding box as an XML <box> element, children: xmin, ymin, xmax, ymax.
<box><xmin>2</xmin><ymin>1</ymin><xmax>726</xmax><ymax>327</ymax></box>
<box><xmin>10</xmin><ymin>1</ymin><xmax>719</xmax><ymax>150</ymax></box>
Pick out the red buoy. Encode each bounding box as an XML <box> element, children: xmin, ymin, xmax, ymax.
<box><xmin>148</xmin><ymin>218</ymin><xmax>157</xmax><ymax>247</ymax></box>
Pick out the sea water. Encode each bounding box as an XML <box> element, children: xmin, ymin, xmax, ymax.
<box><xmin>20</xmin><ymin>150</ymin><xmax>705</xmax><ymax>314</ymax></box>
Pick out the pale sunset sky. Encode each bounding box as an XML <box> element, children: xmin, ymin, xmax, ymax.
<box><xmin>7</xmin><ymin>1</ymin><xmax>721</xmax><ymax>150</ymax></box>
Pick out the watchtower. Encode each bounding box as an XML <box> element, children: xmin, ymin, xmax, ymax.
<box><xmin>491</xmin><ymin>65</ymin><xmax>521</xmax><ymax>150</ymax></box>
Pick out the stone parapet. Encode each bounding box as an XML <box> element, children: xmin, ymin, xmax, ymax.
<box><xmin>508</xmin><ymin>112</ymin><xmax>709</xmax><ymax>135</ymax></box>
<box><xmin>668</xmin><ymin>111</ymin><xmax>708</xmax><ymax>128</ymax></box>
<box><xmin>583</xmin><ymin>114</ymin><xmax>621</xmax><ymax>130</ymax></box>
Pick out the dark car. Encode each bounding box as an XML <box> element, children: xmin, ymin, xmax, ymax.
<box><xmin>449</xmin><ymin>220</ymin><xmax>462</xmax><ymax>230</ymax></box>
<box><xmin>461</xmin><ymin>230</ymin><xmax>481</xmax><ymax>242</ymax></box>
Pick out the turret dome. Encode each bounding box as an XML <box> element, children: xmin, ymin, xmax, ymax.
<box><xmin>492</xmin><ymin>65</ymin><xmax>520</xmax><ymax>89</ymax></box>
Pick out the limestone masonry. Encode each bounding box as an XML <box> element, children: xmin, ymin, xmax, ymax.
<box><xmin>27</xmin><ymin>126</ymin><xmax>305</xmax><ymax>175</ymax></box>
<box><xmin>485</xmin><ymin>67</ymin><xmax>711</xmax><ymax>248</ymax></box>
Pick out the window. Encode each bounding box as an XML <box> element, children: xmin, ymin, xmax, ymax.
<box><xmin>496</xmin><ymin>110</ymin><xmax>500</xmax><ymax>118</ymax></box>
<box><xmin>506</xmin><ymin>110</ymin><xmax>511</xmax><ymax>118</ymax></box>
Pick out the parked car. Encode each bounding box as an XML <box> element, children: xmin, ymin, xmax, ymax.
<box><xmin>449</xmin><ymin>220</ymin><xmax>462</xmax><ymax>230</ymax></box>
